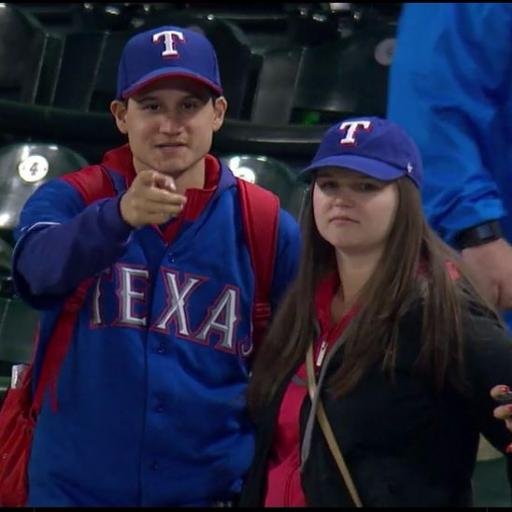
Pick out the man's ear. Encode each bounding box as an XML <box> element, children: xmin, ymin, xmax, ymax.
<box><xmin>212</xmin><ymin>96</ymin><xmax>228</xmax><ymax>133</ymax></box>
<box><xmin>110</xmin><ymin>99</ymin><xmax>129</xmax><ymax>135</ymax></box>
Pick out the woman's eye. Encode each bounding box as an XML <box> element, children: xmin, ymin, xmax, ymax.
<box><xmin>318</xmin><ymin>180</ymin><xmax>338</xmax><ymax>191</ymax></box>
<box><xmin>355</xmin><ymin>181</ymin><xmax>379</xmax><ymax>192</ymax></box>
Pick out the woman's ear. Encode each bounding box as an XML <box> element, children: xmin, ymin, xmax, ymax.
<box><xmin>110</xmin><ymin>99</ymin><xmax>129</xmax><ymax>135</ymax></box>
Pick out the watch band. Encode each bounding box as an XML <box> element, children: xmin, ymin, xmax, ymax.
<box><xmin>454</xmin><ymin>220</ymin><xmax>503</xmax><ymax>250</ymax></box>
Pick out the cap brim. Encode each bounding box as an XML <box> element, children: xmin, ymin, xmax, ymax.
<box><xmin>298</xmin><ymin>154</ymin><xmax>405</xmax><ymax>183</ymax></box>
<box><xmin>121</xmin><ymin>68</ymin><xmax>223</xmax><ymax>99</ymax></box>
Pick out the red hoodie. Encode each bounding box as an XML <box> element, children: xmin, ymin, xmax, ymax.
<box><xmin>264</xmin><ymin>273</ymin><xmax>358</xmax><ymax>507</ymax></box>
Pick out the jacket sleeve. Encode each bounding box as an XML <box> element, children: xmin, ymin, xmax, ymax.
<box><xmin>12</xmin><ymin>178</ymin><xmax>133</xmax><ymax>309</ymax></box>
<box><xmin>387</xmin><ymin>3</ymin><xmax>512</xmax><ymax>244</ymax></box>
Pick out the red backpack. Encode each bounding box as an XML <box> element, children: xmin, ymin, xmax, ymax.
<box><xmin>0</xmin><ymin>166</ymin><xmax>280</xmax><ymax>507</ymax></box>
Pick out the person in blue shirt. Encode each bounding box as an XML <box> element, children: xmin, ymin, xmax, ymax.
<box><xmin>387</xmin><ymin>3</ymin><xmax>512</xmax><ymax>328</ymax></box>
<box><xmin>10</xmin><ymin>25</ymin><xmax>300</xmax><ymax>507</ymax></box>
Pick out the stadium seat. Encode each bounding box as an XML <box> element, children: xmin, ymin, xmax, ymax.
<box><xmin>286</xmin><ymin>3</ymin><xmax>340</xmax><ymax>47</ymax></box>
<box><xmin>78</xmin><ymin>3</ymin><xmax>142</xmax><ymax>31</ymax></box>
<box><xmin>220</xmin><ymin>153</ymin><xmax>303</xmax><ymax>217</ymax></box>
<box><xmin>0</xmin><ymin>294</ymin><xmax>37</xmax><ymax>366</ymax></box>
<box><xmin>0</xmin><ymin>143</ymin><xmax>89</xmax><ymax>236</ymax></box>
<box><xmin>0</xmin><ymin>274</ymin><xmax>38</xmax><ymax>399</ymax></box>
<box><xmin>52</xmin><ymin>30</ymin><xmax>135</xmax><ymax>112</ymax></box>
<box><xmin>313</xmin><ymin>16</ymin><xmax>396</xmax><ymax>119</ymax></box>
<box><xmin>0</xmin><ymin>3</ymin><xmax>62</xmax><ymax>105</ymax></box>
<box><xmin>249</xmin><ymin>47</ymin><xmax>302</xmax><ymax>125</ymax></box>
<box><xmin>250</xmin><ymin>15</ymin><xmax>397</xmax><ymax>126</ymax></box>
<box><xmin>0</xmin><ymin>141</ymin><xmax>87</xmax><ymax>398</ymax></box>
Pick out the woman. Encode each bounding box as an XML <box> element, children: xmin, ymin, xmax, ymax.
<box><xmin>240</xmin><ymin>117</ymin><xmax>512</xmax><ymax>507</ymax></box>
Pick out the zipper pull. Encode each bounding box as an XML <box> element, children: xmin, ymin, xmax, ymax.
<box><xmin>316</xmin><ymin>339</ymin><xmax>328</xmax><ymax>368</ymax></box>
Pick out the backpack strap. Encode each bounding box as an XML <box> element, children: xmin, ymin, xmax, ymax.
<box><xmin>236</xmin><ymin>178</ymin><xmax>280</xmax><ymax>349</ymax></box>
<box><xmin>31</xmin><ymin>165</ymin><xmax>118</xmax><ymax>412</ymax></box>
<box><xmin>60</xmin><ymin>164</ymin><xmax>117</xmax><ymax>205</ymax></box>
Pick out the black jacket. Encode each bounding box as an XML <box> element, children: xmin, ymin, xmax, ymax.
<box><xmin>240</xmin><ymin>306</ymin><xmax>512</xmax><ymax>507</ymax></box>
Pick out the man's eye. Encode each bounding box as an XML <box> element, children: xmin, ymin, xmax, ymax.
<box><xmin>142</xmin><ymin>103</ymin><xmax>159</xmax><ymax>111</ymax></box>
<box><xmin>182</xmin><ymin>99</ymin><xmax>202</xmax><ymax>111</ymax></box>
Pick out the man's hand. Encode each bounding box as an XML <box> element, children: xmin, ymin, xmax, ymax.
<box><xmin>120</xmin><ymin>170</ymin><xmax>187</xmax><ymax>228</ymax></box>
<box><xmin>461</xmin><ymin>238</ymin><xmax>512</xmax><ymax>310</ymax></box>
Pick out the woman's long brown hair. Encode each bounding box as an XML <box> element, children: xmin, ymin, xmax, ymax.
<box><xmin>247</xmin><ymin>177</ymin><xmax>499</xmax><ymax>415</ymax></box>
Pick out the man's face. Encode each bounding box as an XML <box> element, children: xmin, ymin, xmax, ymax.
<box><xmin>110</xmin><ymin>77</ymin><xmax>227</xmax><ymax>177</ymax></box>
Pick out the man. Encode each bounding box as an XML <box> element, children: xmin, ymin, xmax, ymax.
<box><xmin>387</xmin><ymin>3</ymin><xmax>512</xmax><ymax>328</ymax></box>
<box><xmin>12</xmin><ymin>26</ymin><xmax>300</xmax><ymax>506</ymax></box>
<box><xmin>387</xmin><ymin>0</ymin><xmax>512</xmax><ymax>477</ymax></box>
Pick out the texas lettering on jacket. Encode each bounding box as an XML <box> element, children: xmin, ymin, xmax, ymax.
<box><xmin>88</xmin><ymin>263</ymin><xmax>252</xmax><ymax>357</ymax></box>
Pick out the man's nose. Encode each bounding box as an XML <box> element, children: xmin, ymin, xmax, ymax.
<box><xmin>159</xmin><ymin>115</ymin><xmax>181</xmax><ymax>133</ymax></box>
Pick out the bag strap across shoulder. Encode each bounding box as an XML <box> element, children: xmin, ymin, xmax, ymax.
<box><xmin>32</xmin><ymin>166</ymin><xmax>117</xmax><ymax>413</ymax></box>
<box><xmin>306</xmin><ymin>345</ymin><xmax>363</xmax><ymax>507</ymax></box>
<box><xmin>236</xmin><ymin>178</ymin><xmax>280</xmax><ymax>348</ymax></box>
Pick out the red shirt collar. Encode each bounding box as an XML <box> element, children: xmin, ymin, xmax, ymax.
<box><xmin>102</xmin><ymin>144</ymin><xmax>220</xmax><ymax>221</ymax></box>
<box><xmin>183</xmin><ymin>154</ymin><xmax>220</xmax><ymax>220</ymax></box>
<box><xmin>314</xmin><ymin>272</ymin><xmax>359</xmax><ymax>343</ymax></box>
<box><xmin>314</xmin><ymin>272</ymin><xmax>341</xmax><ymax>333</ymax></box>
<box><xmin>102</xmin><ymin>145</ymin><xmax>221</xmax><ymax>242</ymax></box>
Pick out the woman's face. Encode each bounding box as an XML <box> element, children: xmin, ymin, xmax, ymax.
<box><xmin>313</xmin><ymin>167</ymin><xmax>399</xmax><ymax>257</ymax></box>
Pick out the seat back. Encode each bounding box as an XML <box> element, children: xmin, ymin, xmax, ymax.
<box><xmin>52</xmin><ymin>30</ymin><xmax>137</xmax><ymax>112</ymax></box>
<box><xmin>0</xmin><ymin>143</ymin><xmax>89</xmax><ymax>233</ymax></box>
<box><xmin>294</xmin><ymin>15</ymin><xmax>398</xmax><ymax>122</ymax></box>
<box><xmin>0</xmin><ymin>275</ymin><xmax>38</xmax><ymax>397</ymax></box>
<box><xmin>0</xmin><ymin>297</ymin><xmax>37</xmax><ymax>366</ymax></box>
<box><xmin>221</xmin><ymin>153</ymin><xmax>302</xmax><ymax>216</ymax></box>
<box><xmin>251</xmin><ymin>15</ymin><xmax>397</xmax><ymax>126</ymax></box>
<box><xmin>0</xmin><ymin>4</ymin><xmax>62</xmax><ymax>105</ymax></box>
<box><xmin>249</xmin><ymin>47</ymin><xmax>302</xmax><ymax>125</ymax></box>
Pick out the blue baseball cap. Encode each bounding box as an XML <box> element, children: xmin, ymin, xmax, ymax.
<box><xmin>299</xmin><ymin>116</ymin><xmax>423</xmax><ymax>188</ymax></box>
<box><xmin>116</xmin><ymin>25</ymin><xmax>223</xmax><ymax>100</ymax></box>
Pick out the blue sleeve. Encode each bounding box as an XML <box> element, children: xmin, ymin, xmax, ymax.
<box><xmin>387</xmin><ymin>3</ymin><xmax>512</xmax><ymax>244</ymax></box>
<box><xmin>270</xmin><ymin>209</ymin><xmax>301</xmax><ymax>310</ymax></box>
<box><xmin>12</xmin><ymin>179</ymin><xmax>133</xmax><ymax>309</ymax></box>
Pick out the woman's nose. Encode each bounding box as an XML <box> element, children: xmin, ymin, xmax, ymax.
<box><xmin>332</xmin><ymin>186</ymin><xmax>355</xmax><ymax>206</ymax></box>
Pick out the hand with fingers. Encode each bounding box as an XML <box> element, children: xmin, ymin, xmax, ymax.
<box><xmin>120</xmin><ymin>169</ymin><xmax>187</xmax><ymax>228</ymax></box>
<box><xmin>490</xmin><ymin>384</ymin><xmax>512</xmax><ymax>453</ymax></box>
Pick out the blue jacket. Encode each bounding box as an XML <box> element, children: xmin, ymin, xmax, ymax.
<box><xmin>388</xmin><ymin>3</ymin><xmax>512</xmax><ymax>242</ymax></box>
<box><xmin>387</xmin><ymin>2</ymin><xmax>512</xmax><ymax>325</ymax></box>
<box><xmin>12</xmin><ymin>146</ymin><xmax>301</xmax><ymax>506</ymax></box>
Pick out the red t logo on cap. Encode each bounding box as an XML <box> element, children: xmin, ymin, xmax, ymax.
<box><xmin>152</xmin><ymin>30</ymin><xmax>186</xmax><ymax>58</ymax></box>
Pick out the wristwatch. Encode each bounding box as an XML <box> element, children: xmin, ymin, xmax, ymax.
<box><xmin>454</xmin><ymin>220</ymin><xmax>503</xmax><ymax>250</ymax></box>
